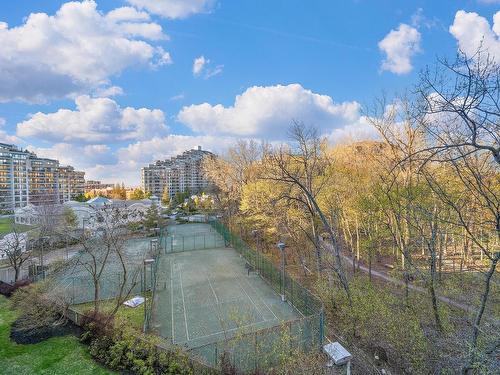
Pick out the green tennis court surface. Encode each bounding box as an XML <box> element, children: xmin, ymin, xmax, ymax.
<box><xmin>153</xmin><ymin>224</ymin><xmax>300</xmax><ymax>349</ymax></box>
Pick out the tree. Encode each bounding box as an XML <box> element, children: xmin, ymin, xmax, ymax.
<box><xmin>161</xmin><ymin>189</ymin><xmax>170</xmax><ymax>206</ymax></box>
<box><xmin>75</xmin><ymin>205</ymin><xmax>141</xmax><ymax>317</ymax></box>
<box><xmin>110</xmin><ymin>183</ymin><xmax>126</xmax><ymax>200</ymax></box>
<box><xmin>129</xmin><ymin>188</ymin><xmax>145</xmax><ymax>200</ymax></box>
<box><xmin>74</xmin><ymin>193</ymin><xmax>87</xmax><ymax>202</ymax></box>
<box><xmin>62</xmin><ymin>206</ymin><xmax>78</xmax><ymax>229</ymax></box>
<box><xmin>413</xmin><ymin>50</ymin><xmax>499</xmax><ymax>373</ymax></box>
<box><xmin>0</xmin><ymin>228</ymin><xmax>29</xmax><ymax>282</ymax></box>
<box><xmin>203</xmin><ymin>140</ymin><xmax>263</xmax><ymax>220</ymax></box>
<box><xmin>263</xmin><ymin>122</ymin><xmax>351</xmax><ymax>299</ymax></box>
<box><xmin>143</xmin><ymin>202</ymin><xmax>163</xmax><ymax>230</ymax></box>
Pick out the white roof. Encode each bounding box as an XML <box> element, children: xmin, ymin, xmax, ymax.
<box><xmin>87</xmin><ymin>196</ymin><xmax>112</xmax><ymax>206</ymax></box>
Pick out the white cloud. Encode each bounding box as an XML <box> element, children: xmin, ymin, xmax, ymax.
<box><xmin>193</xmin><ymin>56</ymin><xmax>207</xmax><ymax>76</ymax></box>
<box><xmin>0</xmin><ymin>118</ymin><xmax>21</xmax><ymax>144</ymax></box>
<box><xmin>94</xmin><ymin>86</ymin><xmax>124</xmax><ymax>98</ymax></box>
<box><xmin>170</xmin><ymin>93</ymin><xmax>185</xmax><ymax>101</ymax></box>
<box><xmin>450</xmin><ymin>10</ymin><xmax>500</xmax><ymax>60</ymax></box>
<box><xmin>378</xmin><ymin>23</ymin><xmax>421</xmax><ymax>74</ymax></box>
<box><xmin>127</xmin><ymin>0</ymin><xmax>215</xmax><ymax>19</ymax></box>
<box><xmin>0</xmin><ymin>1</ymin><xmax>170</xmax><ymax>103</ymax></box>
<box><xmin>29</xmin><ymin>143</ymin><xmax>114</xmax><ymax>168</ymax></box>
<box><xmin>178</xmin><ymin>84</ymin><xmax>368</xmax><ymax>138</ymax></box>
<box><xmin>17</xmin><ymin>95</ymin><xmax>168</xmax><ymax>143</ymax></box>
<box><xmin>192</xmin><ymin>55</ymin><xmax>223</xmax><ymax>79</ymax></box>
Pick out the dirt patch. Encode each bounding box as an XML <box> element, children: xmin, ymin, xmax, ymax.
<box><xmin>10</xmin><ymin>317</ymin><xmax>82</xmax><ymax>345</ymax></box>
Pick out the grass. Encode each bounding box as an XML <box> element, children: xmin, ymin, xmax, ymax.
<box><xmin>72</xmin><ymin>294</ymin><xmax>149</xmax><ymax>331</ymax></box>
<box><xmin>0</xmin><ymin>217</ymin><xmax>33</xmax><ymax>238</ymax></box>
<box><xmin>0</xmin><ymin>295</ymin><xmax>114</xmax><ymax>375</ymax></box>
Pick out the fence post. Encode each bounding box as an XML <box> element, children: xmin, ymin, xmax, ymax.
<box><xmin>319</xmin><ymin>309</ymin><xmax>325</xmax><ymax>347</ymax></box>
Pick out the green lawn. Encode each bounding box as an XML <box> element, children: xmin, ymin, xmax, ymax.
<box><xmin>72</xmin><ymin>295</ymin><xmax>149</xmax><ymax>331</ymax></box>
<box><xmin>0</xmin><ymin>217</ymin><xmax>33</xmax><ymax>238</ymax></box>
<box><xmin>0</xmin><ymin>296</ymin><xmax>114</xmax><ymax>375</ymax></box>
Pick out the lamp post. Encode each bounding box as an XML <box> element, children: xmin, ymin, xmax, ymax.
<box><xmin>40</xmin><ymin>236</ymin><xmax>50</xmax><ymax>280</ymax></box>
<box><xmin>150</xmin><ymin>238</ymin><xmax>158</xmax><ymax>256</ymax></box>
<box><xmin>143</xmin><ymin>258</ymin><xmax>155</xmax><ymax>333</ymax></box>
<box><xmin>252</xmin><ymin>230</ymin><xmax>260</xmax><ymax>274</ymax></box>
<box><xmin>277</xmin><ymin>241</ymin><xmax>286</xmax><ymax>302</ymax></box>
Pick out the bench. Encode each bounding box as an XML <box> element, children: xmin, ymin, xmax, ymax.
<box><xmin>245</xmin><ymin>262</ymin><xmax>255</xmax><ymax>276</ymax></box>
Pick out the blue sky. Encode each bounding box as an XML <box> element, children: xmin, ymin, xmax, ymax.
<box><xmin>0</xmin><ymin>0</ymin><xmax>499</xmax><ymax>185</ymax></box>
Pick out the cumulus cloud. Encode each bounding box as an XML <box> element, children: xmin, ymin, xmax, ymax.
<box><xmin>192</xmin><ymin>55</ymin><xmax>223</xmax><ymax>79</ymax></box>
<box><xmin>178</xmin><ymin>84</ymin><xmax>368</xmax><ymax>139</ymax></box>
<box><xmin>0</xmin><ymin>1</ymin><xmax>170</xmax><ymax>103</ymax></box>
<box><xmin>378</xmin><ymin>23</ymin><xmax>421</xmax><ymax>74</ymax></box>
<box><xmin>450</xmin><ymin>10</ymin><xmax>500</xmax><ymax>60</ymax></box>
<box><xmin>29</xmin><ymin>143</ymin><xmax>115</xmax><ymax>168</ymax></box>
<box><xmin>127</xmin><ymin>0</ymin><xmax>216</xmax><ymax>19</ymax></box>
<box><xmin>0</xmin><ymin>118</ymin><xmax>22</xmax><ymax>144</ymax></box>
<box><xmin>17</xmin><ymin>95</ymin><xmax>168</xmax><ymax>143</ymax></box>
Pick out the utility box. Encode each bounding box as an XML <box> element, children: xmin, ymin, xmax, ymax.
<box><xmin>324</xmin><ymin>342</ymin><xmax>352</xmax><ymax>366</ymax></box>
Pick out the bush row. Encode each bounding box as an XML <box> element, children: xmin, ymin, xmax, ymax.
<box><xmin>80</xmin><ymin>313</ymin><xmax>194</xmax><ymax>375</ymax></box>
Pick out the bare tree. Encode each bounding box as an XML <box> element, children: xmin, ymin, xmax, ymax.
<box><xmin>263</xmin><ymin>122</ymin><xmax>351</xmax><ymax>298</ymax></box>
<box><xmin>412</xmin><ymin>49</ymin><xmax>499</xmax><ymax>373</ymax></box>
<box><xmin>203</xmin><ymin>139</ymin><xmax>265</xmax><ymax>223</ymax></box>
<box><xmin>75</xmin><ymin>205</ymin><xmax>142</xmax><ymax>317</ymax></box>
<box><xmin>415</xmin><ymin>48</ymin><xmax>499</xmax><ymax>165</ymax></box>
<box><xmin>0</xmin><ymin>228</ymin><xmax>30</xmax><ymax>282</ymax></box>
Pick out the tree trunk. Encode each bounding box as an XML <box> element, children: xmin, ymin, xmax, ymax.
<box><xmin>462</xmin><ymin>254</ymin><xmax>499</xmax><ymax>374</ymax></box>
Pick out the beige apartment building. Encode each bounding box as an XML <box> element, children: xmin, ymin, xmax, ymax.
<box><xmin>141</xmin><ymin>146</ymin><xmax>214</xmax><ymax>199</ymax></box>
<box><xmin>0</xmin><ymin>143</ymin><xmax>85</xmax><ymax>211</ymax></box>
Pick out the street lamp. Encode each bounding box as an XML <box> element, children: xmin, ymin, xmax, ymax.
<box><xmin>277</xmin><ymin>241</ymin><xmax>286</xmax><ymax>302</ymax></box>
<box><xmin>143</xmin><ymin>258</ymin><xmax>155</xmax><ymax>333</ymax></box>
<box><xmin>149</xmin><ymin>238</ymin><xmax>158</xmax><ymax>256</ymax></box>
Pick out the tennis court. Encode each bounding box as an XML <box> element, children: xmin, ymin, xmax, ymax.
<box><xmin>152</xmin><ymin>224</ymin><xmax>300</xmax><ymax>350</ymax></box>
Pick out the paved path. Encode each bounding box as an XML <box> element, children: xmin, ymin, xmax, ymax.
<box><xmin>320</xmin><ymin>238</ymin><xmax>477</xmax><ymax>314</ymax></box>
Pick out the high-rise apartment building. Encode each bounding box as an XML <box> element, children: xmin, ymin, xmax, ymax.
<box><xmin>58</xmin><ymin>166</ymin><xmax>85</xmax><ymax>202</ymax></box>
<box><xmin>0</xmin><ymin>143</ymin><xmax>85</xmax><ymax>211</ymax></box>
<box><xmin>141</xmin><ymin>146</ymin><xmax>214</xmax><ymax>199</ymax></box>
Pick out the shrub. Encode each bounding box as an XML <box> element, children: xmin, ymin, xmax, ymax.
<box><xmin>81</xmin><ymin>314</ymin><xmax>193</xmax><ymax>375</ymax></box>
<box><xmin>11</xmin><ymin>281</ymin><xmax>68</xmax><ymax>331</ymax></box>
<box><xmin>316</xmin><ymin>276</ymin><xmax>428</xmax><ymax>374</ymax></box>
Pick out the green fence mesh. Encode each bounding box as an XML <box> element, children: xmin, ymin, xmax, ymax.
<box><xmin>152</xmin><ymin>220</ymin><xmax>324</xmax><ymax>373</ymax></box>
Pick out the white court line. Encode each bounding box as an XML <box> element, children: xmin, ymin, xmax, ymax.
<box><xmin>177</xmin><ymin>317</ymin><xmax>272</xmax><ymax>345</ymax></box>
<box><xmin>242</xmin><ymin>276</ymin><xmax>279</xmax><ymax>320</ymax></box>
<box><xmin>170</xmin><ymin>258</ymin><xmax>175</xmax><ymax>342</ymax></box>
<box><xmin>206</xmin><ymin>273</ymin><xmax>220</xmax><ymax>305</ymax></box>
<box><xmin>178</xmin><ymin>265</ymin><xmax>190</xmax><ymax>341</ymax></box>
<box><xmin>236</xmin><ymin>279</ymin><xmax>269</xmax><ymax>323</ymax></box>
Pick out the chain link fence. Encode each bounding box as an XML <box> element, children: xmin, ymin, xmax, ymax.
<box><xmin>152</xmin><ymin>220</ymin><xmax>325</xmax><ymax>373</ymax></box>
